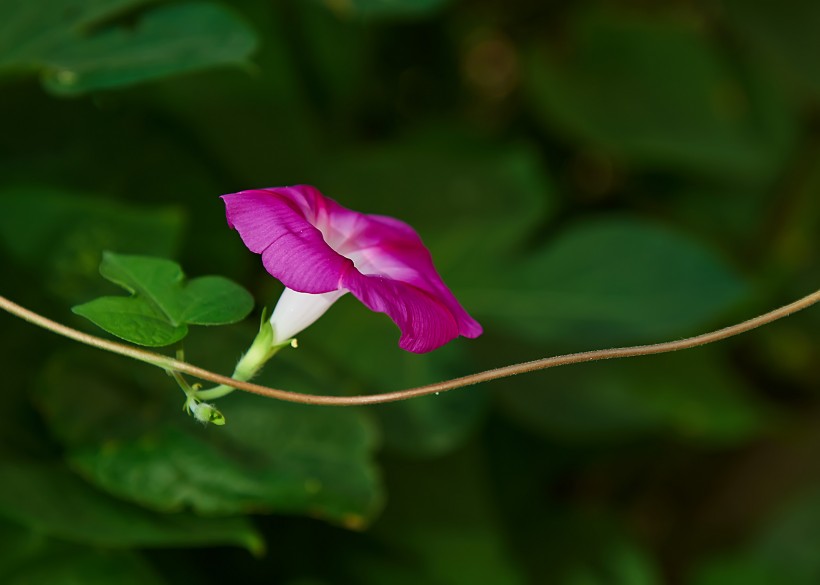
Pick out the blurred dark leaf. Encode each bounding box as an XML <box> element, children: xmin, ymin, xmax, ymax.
<box><xmin>499</xmin><ymin>351</ymin><xmax>769</xmax><ymax>443</ymax></box>
<box><xmin>666</xmin><ymin>183</ymin><xmax>772</xmax><ymax>247</ymax></box>
<box><xmin>315</xmin><ymin>128</ymin><xmax>554</xmax><ymax>288</ymax></box>
<box><xmin>691</xmin><ymin>488</ymin><xmax>820</xmax><ymax>585</ymax></box>
<box><xmin>72</xmin><ymin>253</ymin><xmax>254</xmax><ymax>346</ymax></box>
<box><xmin>0</xmin><ymin>187</ymin><xmax>185</xmax><ymax>303</ymax></box>
<box><xmin>0</xmin><ymin>519</ymin><xmax>45</xmax><ymax>575</ymax></box>
<box><xmin>318</xmin><ymin>0</ymin><xmax>452</xmax><ymax>20</ymax></box>
<box><xmin>562</xmin><ymin>541</ymin><xmax>660</xmax><ymax>585</ymax></box>
<box><xmin>316</xmin><ymin>128</ymin><xmax>550</xmax><ymax>232</ymax></box>
<box><xmin>298</xmin><ymin>299</ymin><xmax>488</xmax><ymax>456</ymax></box>
<box><xmin>691</xmin><ymin>556</ymin><xmax>781</xmax><ymax>585</ymax></box>
<box><xmin>371</xmin><ymin>391</ymin><xmax>487</xmax><ymax>457</ymax></box>
<box><xmin>0</xmin><ymin>318</ymin><xmax>57</xmax><ymax>460</ymax></box>
<box><xmin>525</xmin><ymin>6</ymin><xmax>795</xmax><ymax>178</ymax></box>
<box><xmin>0</xmin><ymin>458</ymin><xmax>261</xmax><ymax>551</ymax></box>
<box><xmin>0</xmin><ymin>519</ymin><xmax>167</xmax><ymax>585</ymax></box>
<box><xmin>719</xmin><ymin>0</ymin><xmax>820</xmax><ymax>101</ymax></box>
<box><xmin>297</xmin><ymin>1</ymin><xmax>373</xmax><ymax>117</ymax></box>
<box><xmin>754</xmin><ymin>489</ymin><xmax>820</xmax><ymax>582</ymax></box>
<box><xmin>485</xmin><ymin>425</ymin><xmax>666</xmax><ymax>584</ymax></box>
<box><xmin>0</xmin><ymin>0</ymin><xmax>257</xmax><ymax>95</ymax></box>
<box><xmin>344</xmin><ymin>447</ymin><xmax>527</xmax><ymax>585</ymax></box>
<box><xmin>467</xmin><ymin>217</ymin><xmax>748</xmax><ymax>346</ymax></box>
<box><xmin>37</xmin><ymin>349</ymin><xmax>383</xmax><ymax>528</ymax></box>
<box><xmin>145</xmin><ymin>36</ymin><xmax>320</xmax><ymax>188</ymax></box>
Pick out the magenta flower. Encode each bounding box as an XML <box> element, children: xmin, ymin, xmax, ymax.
<box><xmin>222</xmin><ymin>185</ymin><xmax>483</xmax><ymax>353</ymax></box>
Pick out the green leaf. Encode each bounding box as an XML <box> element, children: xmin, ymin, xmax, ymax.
<box><xmin>318</xmin><ymin>0</ymin><xmax>452</xmax><ymax>20</ymax></box>
<box><xmin>0</xmin><ymin>0</ymin><xmax>257</xmax><ymax>95</ymax></box>
<box><xmin>0</xmin><ymin>458</ymin><xmax>261</xmax><ymax>551</ymax></box>
<box><xmin>524</xmin><ymin>6</ymin><xmax>795</xmax><ymax>178</ymax></box>
<box><xmin>73</xmin><ymin>296</ymin><xmax>188</xmax><ymax>347</ymax></box>
<box><xmin>72</xmin><ymin>253</ymin><xmax>254</xmax><ymax>346</ymax></box>
<box><xmin>467</xmin><ymin>217</ymin><xmax>748</xmax><ymax>346</ymax></box>
<box><xmin>37</xmin><ymin>348</ymin><xmax>383</xmax><ymax>528</ymax></box>
<box><xmin>0</xmin><ymin>187</ymin><xmax>185</xmax><ymax>303</ymax></box>
<box><xmin>0</xmin><ymin>520</ymin><xmax>167</xmax><ymax>585</ymax></box>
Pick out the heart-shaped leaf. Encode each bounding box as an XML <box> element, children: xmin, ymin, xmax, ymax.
<box><xmin>72</xmin><ymin>253</ymin><xmax>254</xmax><ymax>346</ymax></box>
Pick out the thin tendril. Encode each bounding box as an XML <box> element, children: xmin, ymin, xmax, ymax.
<box><xmin>1</xmin><ymin>290</ymin><xmax>818</xmax><ymax>406</ymax></box>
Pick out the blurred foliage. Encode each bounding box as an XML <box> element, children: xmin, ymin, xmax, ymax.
<box><xmin>0</xmin><ymin>188</ymin><xmax>185</xmax><ymax>302</ymax></box>
<box><xmin>0</xmin><ymin>0</ymin><xmax>818</xmax><ymax>583</ymax></box>
<box><xmin>525</xmin><ymin>5</ymin><xmax>795</xmax><ymax>181</ymax></box>
<box><xmin>0</xmin><ymin>0</ymin><xmax>256</xmax><ymax>95</ymax></box>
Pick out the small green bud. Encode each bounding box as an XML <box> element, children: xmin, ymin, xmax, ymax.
<box><xmin>187</xmin><ymin>399</ymin><xmax>226</xmax><ymax>425</ymax></box>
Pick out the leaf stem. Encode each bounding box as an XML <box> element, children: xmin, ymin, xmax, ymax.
<box><xmin>1</xmin><ymin>290</ymin><xmax>818</xmax><ymax>406</ymax></box>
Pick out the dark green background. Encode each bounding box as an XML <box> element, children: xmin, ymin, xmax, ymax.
<box><xmin>1</xmin><ymin>0</ymin><xmax>818</xmax><ymax>583</ymax></box>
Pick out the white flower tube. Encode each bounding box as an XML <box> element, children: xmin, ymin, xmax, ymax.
<box><xmin>269</xmin><ymin>287</ymin><xmax>347</xmax><ymax>345</ymax></box>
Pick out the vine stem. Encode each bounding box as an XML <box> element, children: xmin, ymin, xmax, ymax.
<box><xmin>1</xmin><ymin>290</ymin><xmax>818</xmax><ymax>406</ymax></box>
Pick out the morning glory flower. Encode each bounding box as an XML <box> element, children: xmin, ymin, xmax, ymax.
<box><xmin>222</xmin><ymin>185</ymin><xmax>482</xmax><ymax>353</ymax></box>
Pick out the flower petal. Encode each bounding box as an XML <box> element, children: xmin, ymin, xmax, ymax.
<box><xmin>338</xmin><ymin>213</ymin><xmax>483</xmax><ymax>340</ymax></box>
<box><xmin>223</xmin><ymin>184</ymin><xmax>483</xmax><ymax>352</ymax></box>
<box><xmin>342</xmin><ymin>270</ymin><xmax>460</xmax><ymax>353</ymax></box>
<box><xmin>222</xmin><ymin>189</ymin><xmax>351</xmax><ymax>293</ymax></box>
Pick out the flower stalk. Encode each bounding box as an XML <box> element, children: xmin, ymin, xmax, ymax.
<box><xmin>194</xmin><ymin>312</ymin><xmax>293</xmax><ymax>402</ymax></box>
